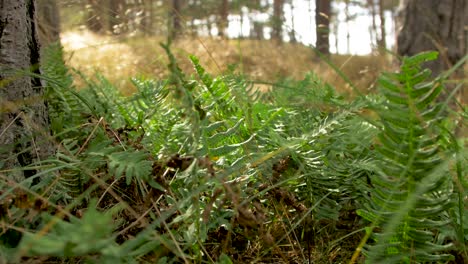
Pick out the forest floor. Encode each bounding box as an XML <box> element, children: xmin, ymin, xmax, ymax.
<box><xmin>61</xmin><ymin>30</ymin><xmax>393</xmax><ymax>97</ymax></box>
<box><xmin>56</xmin><ymin>30</ymin><xmax>383</xmax><ymax>263</ymax></box>
<box><xmin>5</xmin><ymin>31</ymin><xmax>463</xmax><ymax>264</ymax></box>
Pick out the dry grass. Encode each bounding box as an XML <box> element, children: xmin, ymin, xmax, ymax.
<box><xmin>61</xmin><ymin>30</ymin><xmax>394</xmax><ymax>96</ymax></box>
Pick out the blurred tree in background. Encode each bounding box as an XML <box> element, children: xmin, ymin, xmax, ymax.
<box><xmin>39</xmin><ymin>0</ymin><xmax>466</xmax><ymax>64</ymax></box>
<box><xmin>170</xmin><ymin>0</ymin><xmax>182</xmax><ymax>39</ymax></box>
<box><xmin>397</xmin><ymin>0</ymin><xmax>466</xmax><ymax>77</ymax></box>
<box><xmin>315</xmin><ymin>0</ymin><xmax>331</xmax><ymax>55</ymax></box>
<box><xmin>53</xmin><ymin>0</ymin><xmax>401</xmax><ymax>55</ymax></box>
<box><xmin>86</xmin><ymin>0</ymin><xmax>105</xmax><ymax>33</ymax></box>
<box><xmin>397</xmin><ymin>0</ymin><xmax>467</xmax><ymax>104</ymax></box>
<box><xmin>218</xmin><ymin>0</ymin><xmax>229</xmax><ymax>37</ymax></box>
<box><xmin>271</xmin><ymin>0</ymin><xmax>285</xmax><ymax>42</ymax></box>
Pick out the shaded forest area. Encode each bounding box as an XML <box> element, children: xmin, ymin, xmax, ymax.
<box><xmin>0</xmin><ymin>0</ymin><xmax>467</xmax><ymax>263</ymax></box>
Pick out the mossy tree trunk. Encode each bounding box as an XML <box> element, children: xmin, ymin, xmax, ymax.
<box><xmin>0</xmin><ymin>0</ymin><xmax>54</xmax><ymax>183</ymax></box>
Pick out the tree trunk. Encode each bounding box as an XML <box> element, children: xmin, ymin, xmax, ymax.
<box><xmin>251</xmin><ymin>21</ymin><xmax>264</xmax><ymax>40</ymax></box>
<box><xmin>315</xmin><ymin>0</ymin><xmax>331</xmax><ymax>56</ymax></box>
<box><xmin>37</xmin><ymin>0</ymin><xmax>61</xmax><ymax>45</ymax></box>
<box><xmin>308</xmin><ymin>0</ymin><xmax>313</xmax><ymax>32</ymax></box>
<box><xmin>140</xmin><ymin>0</ymin><xmax>154</xmax><ymax>35</ymax></box>
<box><xmin>239</xmin><ymin>11</ymin><xmax>244</xmax><ymax>38</ymax></box>
<box><xmin>272</xmin><ymin>0</ymin><xmax>284</xmax><ymax>43</ymax></box>
<box><xmin>290</xmin><ymin>0</ymin><xmax>297</xmax><ymax>43</ymax></box>
<box><xmin>333</xmin><ymin>14</ymin><xmax>339</xmax><ymax>53</ymax></box>
<box><xmin>397</xmin><ymin>0</ymin><xmax>466</xmax><ymax>77</ymax></box>
<box><xmin>218</xmin><ymin>0</ymin><xmax>228</xmax><ymax>37</ymax></box>
<box><xmin>0</xmin><ymin>0</ymin><xmax>53</xmax><ymax>183</ymax></box>
<box><xmin>86</xmin><ymin>0</ymin><xmax>104</xmax><ymax>33</ymax></box>
<box><xmin>368</xmin><ymin>0</ymin><xmax>377</xmax><ymax>49</ymax></box>
<box><xmin>207</xmin><ymin>18</ymin><xmax>212</xmax><ymax>37</ymax></box>
<box><xmin>397</xmin><ymin>0</ymin><xmax>467</xmax><ymax>106</ymax></box>
<box><xmin>344</xmin><ymin>0</ymin><xmax>350</xmax><ymax>53</ymax></box>
<box><xmin>170</xmin><ymin>0</ymin><xmax>182</xmax><ymax>40</ymax></box>
<box><xmin>108</xmin><ymin>0</ymin><xmax>125</xmax><ymax>34</ymax></box>
<box><xmin>377</xmin><ymin>0</ymin><xmax>386</xmax><ymax>54</ymax></box>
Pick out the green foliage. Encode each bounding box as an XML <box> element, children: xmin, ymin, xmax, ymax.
<box><xmin>357</xmin><ymin>51</ymin><xmax>460</xmax><ymax>263</ymax></box>
<box><xmin>18</xmin><ymin>200</ymin><xmax>118</xmax><ymax>257</ymax></box>
<box><xmin>1</xmin><ymin>45</ymin><xmax>465</xmax><ymax>263</ymax></box>
<box><xmin>42</xmin><ymin>43</ymin><xmax>87</xmax><ymax>136</ymax></box>
<box><xmin>107</xmin><ymin>150</ymin><xmax>152</xmax><ymax>185</ymax></box>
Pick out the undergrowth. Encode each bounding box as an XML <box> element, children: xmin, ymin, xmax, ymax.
<box><xmin>0</xmin><ymin>44</ymin><xmax>466</xmax><ymax>263</ymax></box>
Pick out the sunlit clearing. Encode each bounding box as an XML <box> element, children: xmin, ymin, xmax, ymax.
<box><xmin>61</xmin><ymin>30</ymin><xmax>101</xmax><ymax>50</ymax></box>
<box><xmin>60</xmin><ymin>30</ymin><xmax>390</xmax><ymax>97</ymax></box>
<box><xmin>61</xmin><ymin>30</ymin><xmax>144</xmax><ymax>94</ymax></box>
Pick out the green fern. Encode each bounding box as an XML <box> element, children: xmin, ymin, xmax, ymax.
<box><xmin>18</xmin><ymin>200</ymin><xmax>119</xmax><ymax>258</ymax></box>
<box><xmin>9</xmin><ymin>40</ymin><xmax>465</xmax><ymax>263</ymax></box>
<box><xmin>107</xmin><ymin>150</ymin><xmax>152</xmax><ymax>185</ymax></box>
<box><xmin>358</xmin><ymin>52</ymin><xmax>456</xmax><ymax>263</ymax></box>
<box><xmin>42</xmin><ymin>43</ymin><xmax>90</xmax><ymax>136</ymax></box>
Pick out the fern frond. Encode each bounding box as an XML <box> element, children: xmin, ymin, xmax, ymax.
<box><xmin>360</xmin><ymin>52</ymin><xmax>456</xmax><ymax>263</ymax></box>
<box><xmin>107</xmin><ymin>149</ymin><xmax>152</xmax><ymax>185</ymax></box>
<box><xmin>41</xmin><ymin>44</ymin><xmax>88</xmax><ymax>136</ymax></box>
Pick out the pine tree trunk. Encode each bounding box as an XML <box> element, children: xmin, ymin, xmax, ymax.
<box><xmin>218</xmin><ymin>0</ymin><xmax>228</xmax><ymax>37</ymax></box>
<box><xmin>397</xmin><ymin>0</ymin><xmax>467</xmax><ymax>114</ymax></box>
<box><xmin>315</xmin><ymin>0</ymin><xmax>331</xmax><ymax>56</ymax></box>
<box><xmin>377</xmin><ymin>0</ymin><xmax>386</xmax><ymax>54</ymax></box>
<box><xmin>397</xmin><ymin>0</ymin><xmax>466</xmax><ymax>77</ymax></box>
<box><xmin>272</xmin><ymin>0</ymin><xmax>284</xmax><ymax>43</ymax></box>
<box><xmin>171</xmin><ymin>0</ymin><xmax>182</xmax><ymax>40</ymax></box>
<box><xmin>0</xmin><ymin>0</ymin><xmax>54</xmax><ymax>183</ymax></box>
<box><xmin>290</xmin><ymin>0</ymin><xmax>296</xmax><ymax>43</ymax></box>
<box><xmin>368</xmin><ymin>0</ymin><xmax>377</xmax><ymax>50</ymax></box>
<box><xmin>344</xmin><ymin>0</ymin><xmax>350</xmax><ymax>53</ymax></box>
<box><xmin>140</xmin><ymin>0</ymin><xmax>154</xmax><ymax>35</ymax></box>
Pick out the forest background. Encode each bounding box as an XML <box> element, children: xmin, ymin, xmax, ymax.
<box><xmin>53</xmin><ymin>0</ymin><xmax>401</xmax><ymax>95</ymax></box>
<box><xmin>0</xmin><ymin>0</ymin><xmax>466</xmax><ymax>263</ymax></box>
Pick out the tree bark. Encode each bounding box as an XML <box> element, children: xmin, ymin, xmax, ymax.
<box><xmin>397</xmin><ymin>0</ymin><xmax>467</xmax><ymax>77</ymax></box>
<box><xmin>272</xmin><ymin>0</ymin><xmax>284</xmax><ymax>43</ymax></box>
<box><xmin>140</xmin><ymin>0</ymin><xmax>154</xmax><ymax>35</ymax></box>
<box><xmin>251</xmin><ymin>21</ymin><xmax>264</xmax><ymax>40</ymax></box>
<box><xmin>171</xmin><ymin>0</ymin><xmax>182</xmax><ymax>40</ymax></box>
<box><xmin>397</xmin><ymin>0</ymin><xmax>467</xmax><ymax>107</ymax></box>
<box><xmin>289</xmin><ymin>0</ymin><xmax>297</xmax><ymax>43</ymax></box>
<box><xmin>0</xmin><ymin>0</ymin><xmax>53</xmax><ymax>183</ymax></box>
<box><xmin>377</xmin><ymin>0</ymin><xmax>386</xmax><ymax>54</ymax></box>
<box><xmin>218</xmin><ymin>0</ymin><xmax>228</xmax><ymax>37</ymax></box>
<box><xmin>368</xmin><ymin>0</ymin><xmax>377</xmax><ymax>49</ymax></box>
<box><xmin>315</xmin><ymin>0</ymin><xmax>331</xmax><ymax>56</ymax></box>
<box><xmin>344</xmin><ymin>0</ymin><xmax>350</xmax><ymax>53</ymax></box>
